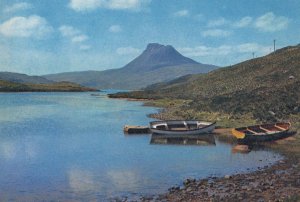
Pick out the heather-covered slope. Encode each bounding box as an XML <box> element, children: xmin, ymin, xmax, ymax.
<box><xmin>110</xmin><ymin>44</ymin><xmax>300</xmax><ymax>122</ymax></box>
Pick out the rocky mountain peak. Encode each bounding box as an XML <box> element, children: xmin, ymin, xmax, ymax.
<box><xmin>122</xmin><ymin>43</ymin><xmax>199</xmax><ymax>72</ymax></box>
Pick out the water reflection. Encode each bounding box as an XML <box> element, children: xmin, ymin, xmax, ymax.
<box><xmin>107</xmin><ymin>170</ymin><xmax>141</xmax><ymax>190</ymax></box>
<box><xmin>0</xmin><ymin>141</ymin><xmax>17</xmax><ymax>159</ymax></box>
<box><xmin>0</xmin><ymin>140</ymin><xmax>38</xmax><ymax>160</ymax></box>
<box><xmin>67</xmin><ymin>168</ymin><xmax>145</xmax><ymax>199</ymax></box>
<box><xmin>150</xmin><ymin>133</ymin><xmax>216</xmax><ymax>146</ymax></box>
<box><xmin>0</xmin><ymin>93</ymin><xmax>284</xmax><ymax>200</ymax></box>
<box><xmin>68</xmin><ymin>168</ymin><xmax>103</xmax><ymax>193</ymax></box>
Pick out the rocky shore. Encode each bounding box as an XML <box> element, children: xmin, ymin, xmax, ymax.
<box><xmin>110</xmin><ymin>137</ymin><xmax>299</xmax><ymax>202</ymax></box>
<box><xmin>150</xmin><ymin>158</ymin><xmax>299</xmax><ymax>202</ymax></box>
<box><xmin>140</xmin><ymin>135</ymin><xmax>300</xmax><ymax>202</ymax></box>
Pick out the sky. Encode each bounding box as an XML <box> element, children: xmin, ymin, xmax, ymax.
<box><xmin>0</xmin><ymin>0</ymin><xmax>299</xmax><ymax>75</ymax></box>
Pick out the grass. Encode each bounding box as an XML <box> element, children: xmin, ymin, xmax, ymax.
<box><xmin>144</xmin><ymin>98</ymin><xmax>257</xmax><ymax>128</ymax></box>
<box><xmin>0</xmin><ymin>80</ymin><xmax>97</xmax><ymax>92</ymax></box>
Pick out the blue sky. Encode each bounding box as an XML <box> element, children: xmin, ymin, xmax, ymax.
<box><xmin>0</xmin><ymin>0</ymin><xmax>299</xmax><ymax>75</ymax></box>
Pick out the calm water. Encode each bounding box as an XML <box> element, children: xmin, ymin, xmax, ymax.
<box><xmin>0</xmin><ymin>92</ymin><xmax>282</xmax><ymax>201</ymax></box>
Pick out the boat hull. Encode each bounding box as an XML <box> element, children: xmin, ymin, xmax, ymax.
<box><xmin>150</xmin><ymin>124</ymin><xmax>215</xmax><ymax>135</ymax></box>
<box><xmin>232</xmin><ymin>122</ymin><xmax>292</xmax><ymax>143</ymax></box>
<box><xmin>150</xmin><ymin>121</ymin><xmax>216</xmax><ymax>136</ymax></box>
<box><xmin>238</xmin><ymin>131</ymin><xmax>291</xmax><ymax>143</ymax></box>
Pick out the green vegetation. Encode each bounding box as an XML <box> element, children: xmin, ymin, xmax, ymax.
<box><xmin>0</xmin><ymin>80</ymin><xmax>98</xmax><ymax>92</ymax></box>
<box><xmin>110</xmin><ymin>45</ymin><xmax>300</xmax><ymax>127</ymax></box>
<box><xmin>144</xmin><ymin>98</ymin><xmax>257</xmax><ymax>128</ymax></box>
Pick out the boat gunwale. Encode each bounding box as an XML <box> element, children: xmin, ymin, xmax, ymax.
<box><xmin>150</xmin><ymin>120</ymin><xmax>216</xmax><ymax>132</ymax></box>
<box><xmin>234</xmin><ymin>122</ymin><xmax>291</xmax><ymax>137</ymax></box>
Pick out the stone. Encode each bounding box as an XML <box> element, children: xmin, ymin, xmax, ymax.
<box><xmin>186</xmin><ymin>187</ymin><xmax>192</xmax><ymax>192</ymax></box>
<box><xmin>224</xmin><ymin>175</ymin><xmax>231</xmax><ymax>179</ymax></box>
<box><xmin>289</xmin><ymin>75</ymin><xmax>295</xmax><ymax>79</ymax></box>
<box><xmin>183</xmin><ymin>178</ymin><xmax>195</xmax><ymax>186</ymax></box>
<box><xmin>241</xmin><ymin>185</ymin><xmax>248</xmax><ymax>190</ymax></box>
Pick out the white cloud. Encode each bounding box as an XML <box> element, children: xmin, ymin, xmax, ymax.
<box><xmin>68</xmin><ymin>0</ymin><xmax>102</xmax><ymax>11</ymax></box>
<box><xmin>0</xmin><ymin>41</ymin><xmax>116</xmax><ymax>74</ymax></box>
<box><xmin>179</xmin><ymin>43</ymin><xmax>271</xmax><ymax>58</ymax></box>
<box><xmin>173</xmin><ymin>9</ymin><xmax>189</xmax><ymax>17</ymax></box>
<box><xmin>71</xmin><ymin>34</ymin><xmax>88</xmax><ymax>43</ymax></box>
<box><xmin>59</xmin><ymin>25</ymin><xmax>90</xmax><ymax>50</ymax></box>
<box><xmin>254</xmin><ymin>12</ymin><xmax>289</xmax><ymax>32</ymax></box>
<box><xmin>107</xmin><ymin>0</ymin><xmax>149</xmax><ymax>10</ymax></box>
<box><xmin>0</xmin><ymin>15</ymin><xmax>53</xmax><ymax>39</ymax></box>
<box><xmin>59</xmin><ymin>25</ymin><xmax>88</xmax><ymax>43</ymax></box>
<box><xmin>69</xmin><ymin>0</ymin><xmax>150</xmax><ymax>11</ymax></box>
<box><xmin>233</xmin><ymin>16</ymin><xmax>252</xmax><ymax>28</ymax></box>
<box><xmin>236</xmin><ymin>43</ymin><xmax>270</xmax><ymax>54</ymax></box>
<box><xmin>116</xmin><ymin>46</ymin><xmax>140</xmax><ymax>55</ymax></box>
<box><xmin>179</xmin><ymin>45</ymin><xmax>232</xmax><ymax>57</ymax></box>
<box><xmin>3</xmin><ymin>2</ymin><xmax>32</xmax><ymax>13</ymax></box>
<box><xmin>201</xmin><ymin>29</ymin><xmax>231</xmax><ymax>37</ymax></box>
<box><xmin>179</xmin><ymin>43</ymin><xmax>273</xmax><ymax>66</ymax></box>
<box><xmin>79</xmin><ymin>45</ymin><xmax>91</xmax><ymax>50</ymax></box>
<box><xmin>59</xmin><ymin>25</ymin><xmax>81</xmax><ymax>37</ymax></box>
<box><xmin>207</xmin><ymin>17</ymin><xmax>228</xmax><ymax>27</ymax></box>
<box><xmin>109</xmin><ymin>25</ymin><xmax>122</xmax><ymax>33</ymax></box>
<box><xmin>194</xmin><ymin>13</ymin><xmax>204</xmax><ymax>21</ymax></box>
<box><xmin>204</xmin><ymin>13</ymin><xmax>288</xmax><ymax>32</ymax></box>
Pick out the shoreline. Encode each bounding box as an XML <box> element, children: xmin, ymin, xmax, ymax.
<box><xmin>138</xmin><ymin>135</ymin><xmax>300</xmax><ymax>202</ymax></box>
<box><xmin>110</xmin><ymin>96</ymin><xmax>300</xmax><ymax>201</ymax></box>
<box><xmin>145</xmin><ymin>155</ymin><xmax>299</xmax><ymax>202</ymax></box>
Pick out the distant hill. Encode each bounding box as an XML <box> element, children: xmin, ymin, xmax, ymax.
<box><xmin>120</xmin><ymin>43</ymin><xmax>199</xmax><ymax>72</ymax></box>
<box><xmin>110</xmin><ymin>44</ymin><xmax>300</xmax><ymax>121</ymax></box>
<box><xmin>44</xmin><ymin>43</ymin><xmax>217</xmax><ymax>89</ymax></box>
<box><xmin>0</xmin><ymin>72</ymin><xmax>53</xmax><ymax>84</ymax></box>
<box><xmin>0</xmin><ymin>80</ymin><xmax>97</xmax><ymax>92</ymax></box>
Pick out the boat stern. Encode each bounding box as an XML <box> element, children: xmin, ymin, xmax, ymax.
<box><xmin>231</xmin><ymin>128</ymin><xmax>246</xmax><ymax>139</ymax></box>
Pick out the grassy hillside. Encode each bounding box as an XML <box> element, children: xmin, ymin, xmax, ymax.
<box><xmin>110</xmin><ymin>45</ymin><xmax>300</xmax><ymax>125</ymax></box>
<box><xmin>0</xmin><ymin>72</ymin><xmax>53</xmax><ymax>84</ymax></box>
<box><xmin>0</xmin><ymin>80</ymin><xmax>97</xmax><ymax>92</ymax></box>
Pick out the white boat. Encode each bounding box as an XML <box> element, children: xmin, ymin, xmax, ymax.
<box><xmin>149</xmin><ymin>120</ymin><xmax>216</xmax><ymax>136</ymax></box>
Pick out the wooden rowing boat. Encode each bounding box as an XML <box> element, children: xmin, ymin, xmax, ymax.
<box><xmin>123</xmin><ymin>125</ymin><xmax>150</xmax><ymax>134</ymax></box>
<box><xmin>149</xmin><ymin>120</ymin><xmax>216</xmax><ymax>136</ymax></box>
<box><xmin>232</xmin><ymin>122</ymin><xmax>291</xmax><ymax>142</ymax></box>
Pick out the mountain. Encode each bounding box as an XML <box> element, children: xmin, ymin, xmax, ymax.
<box><xmin>0</xmin><ymin>72</ymin><xmax>53</xmax><ymax>84</ymax></box>
<box><xmin>110</xmin><ymin>44</ymin><xmax>300</xmax><ymax>122</ymax></box>
<box><xmin>44</xmin><ymin>43</ymin><xmax>217</xmax><ymax>89</ymax></box>
<box><xmin>120</xmin><ymin>43</ymin><xmax>199</xmax><ymax>72</ymax></box>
